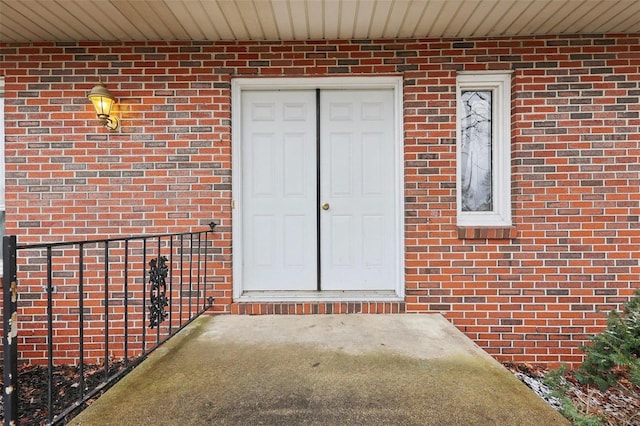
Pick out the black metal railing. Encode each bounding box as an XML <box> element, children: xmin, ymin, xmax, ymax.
<box><xmin>2</xmin><ymin>223</ymin><xmax>217</xmax><ymax>425</ymax></box>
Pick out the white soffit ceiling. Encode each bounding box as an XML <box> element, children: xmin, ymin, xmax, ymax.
<box><xmin>1</xmin><ymin>0</ymin><xmax>639</xmax><ymax>43</ymax></box>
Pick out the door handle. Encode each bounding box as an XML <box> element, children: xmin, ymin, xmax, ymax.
<box><xmin>321</xmin><ymin>203</ymin><xmax>330</xmax><ymax>211</ymax></box>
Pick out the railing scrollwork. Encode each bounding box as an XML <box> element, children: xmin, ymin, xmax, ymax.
<box><xmin>148</xmin><ymin>256</ymin><xmax>169</xmax><ymax>329</ymax></box>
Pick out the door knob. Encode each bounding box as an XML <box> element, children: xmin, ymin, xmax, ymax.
<box><xmin>322</xmin><ymin>203</ymin><xmax>330</xmax><ymax>210</ymax></box>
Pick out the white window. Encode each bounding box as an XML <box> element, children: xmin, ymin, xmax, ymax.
<box><xmin>0</xmin><ymin>78</ymin><xmax>4</xmax><ymax>259</ymax></box>
<box><xmin>456</xmin><ymin>72</ymin><xmax>511</xmax><ymax>227</ymax></box>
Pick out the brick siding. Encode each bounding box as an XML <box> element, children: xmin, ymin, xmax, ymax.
<box><xmin>1</xmin><ymin>34</ymin><xmax>639</xmax><ymax>367</ymax></box>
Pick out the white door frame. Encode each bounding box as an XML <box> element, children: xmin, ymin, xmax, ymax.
<box><xmin>232</xmin><ymin>76</ymin><xmax>404</xmax><ymax>301</ymax></box>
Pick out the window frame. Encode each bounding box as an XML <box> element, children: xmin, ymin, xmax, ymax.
<box><xmin>0</xmin><ymin>77</ymin><xmax>4</xmax><ymax>265</ymax></box>
<box><xmin>456</xmin><ymin>71</ymin><xmax>512</xmax><ymax>228</ymax></box>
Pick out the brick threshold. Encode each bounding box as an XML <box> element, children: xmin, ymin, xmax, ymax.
<box><xmin>232</xmin><ymin>291</ymin><xmax>406</xmax><ymax>314</ymax></box>
<box><xmin>231</xmin><ymin>300</ymin><xmax>407</xmax><ymax>315</ymax></box>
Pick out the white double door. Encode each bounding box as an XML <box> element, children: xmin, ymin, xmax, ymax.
<box><xmin>240</xmin><ymin>88</ymin><xmax>398</xmax><ymax>293</ymax></box>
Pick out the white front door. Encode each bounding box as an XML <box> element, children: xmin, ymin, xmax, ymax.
<box><xmin>237</xmin><ymin>83</ymin><xmax>400</xmax><ymax>296</ymax></box>
<box><xmin>241</xmin><ymin>90</ymin><xmax>318</xmax><ymax>291</ymax></box>
<box><xmin>320</xmin><ymin>90</ymin><xmax>397</xmax><ymax>291</ymax></box>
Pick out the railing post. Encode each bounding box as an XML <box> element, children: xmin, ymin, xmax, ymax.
<box><xmin>3</xmin><ymin>235</ymin><xmax>18</xmax><ymax>426</ymax></box>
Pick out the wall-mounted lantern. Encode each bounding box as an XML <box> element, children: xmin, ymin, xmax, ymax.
<box><xmin>87</xmin><ymin>81</ymin><xmax>119</xmax><ymax>131</ymax></box>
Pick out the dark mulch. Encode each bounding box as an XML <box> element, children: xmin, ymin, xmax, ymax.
<box><xmin>504</xmin><ymin>362</ymin><xmax>640</xmax><ymax>425</ymax></box>
<box><xmin>1</xmin><ymin>362</ymin><xmax>126</xmax><ymax>425</ymax></box>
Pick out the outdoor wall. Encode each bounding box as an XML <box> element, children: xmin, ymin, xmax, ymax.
<box><xmin>0</xmin><ymin>34</ymin><xmax>639</xmax><ymax>367</ymax></box>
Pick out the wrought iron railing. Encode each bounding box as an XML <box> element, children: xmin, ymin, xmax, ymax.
<box><xmin>2</xmin><ymin>223</ymin><xmax>217</xmax><ymax>425</ymax></box>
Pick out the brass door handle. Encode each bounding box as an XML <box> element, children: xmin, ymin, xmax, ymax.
<box><xmin>322</xmin><ymin>203</ymin><xmax>330</xmax><ymax>211</ymax></box>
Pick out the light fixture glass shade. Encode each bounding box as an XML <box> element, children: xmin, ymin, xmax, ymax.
<box><xmin>87</xmin><ymin>82</ymin><xmax>119</xmax><ymax>131</ymax></box>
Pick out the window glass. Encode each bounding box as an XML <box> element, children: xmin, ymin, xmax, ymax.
<box><xmin>460</xmin><ymin>90</ymin><xmax>492</xmax><ymax>212</ymax></box>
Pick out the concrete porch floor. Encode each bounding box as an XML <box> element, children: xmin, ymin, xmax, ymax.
<box><xmin>71</xmin><ymin>314</ymin><xmax>568</xmax><ymax>425</ymax></box>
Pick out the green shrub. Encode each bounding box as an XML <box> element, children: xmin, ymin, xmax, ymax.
<box><xmin>576</xmin><ymin>288</ymin><xmax>640</xmax><ymax>390</ymax></box>
<box><xmin>544</xmin><ymin>366</ymin><xmax>604</xmax><ymax>425</ymax></box>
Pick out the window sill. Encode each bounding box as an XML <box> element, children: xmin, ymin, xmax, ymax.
<box><xmin>457</xmin><ymin>226</ymin><xmax>517</xmax><ymax>240</ymax></box>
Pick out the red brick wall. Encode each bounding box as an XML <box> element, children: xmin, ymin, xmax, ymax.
<box><xmin>1</xmin><ymin>35</ymin><xmax>639</xmax><ymax>367</ymax></box>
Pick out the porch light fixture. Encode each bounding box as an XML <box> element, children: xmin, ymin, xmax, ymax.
<box><xmin>87</xmin><ymin>81</ymin><xmax>119</xmax><ymax>131</ymax></box>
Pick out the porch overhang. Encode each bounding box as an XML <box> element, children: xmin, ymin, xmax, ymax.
<box><xmin>1</xmin><ymin>0</ymin><xmax>639</xmax><ymax>43</ymax></box>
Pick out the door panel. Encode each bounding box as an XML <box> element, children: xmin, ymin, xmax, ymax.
<box><xmin>241</xmin><ymin>91</ymin><xmax>317</xmax><ymax>291</ymax></box>
<box><xmin>320</xmin><ymin>90</ymin><xmax>396</xmax><ymax>291</ymax></box>
<box><xmin>329</xmin><ymin>134</ymin><xmax>353</xmax><ymax>196</ymax></box>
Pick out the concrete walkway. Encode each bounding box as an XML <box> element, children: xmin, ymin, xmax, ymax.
<box><xmin>71</xmin><ymin>314</ymin><xmax>568</xmax><ymax>425</ymax></box>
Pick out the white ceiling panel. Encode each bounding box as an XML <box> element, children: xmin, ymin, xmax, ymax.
<box><xmin>218</xmin><ymin>1</ymin><xmax>251</xmax><ymax>40</ymax></box>
<box><xmin>337</xmin><ymin>0</ymin><xmax>358</xmax><ymax>39</ymax></box>
<box><xmin>381</xmin><ymin>0</ymin><xmax>409</xmax><ymax>38</ymax></box>
<box><xmin>516</xmin><ymin>1</ymin><xmax>564</xmax><ymax>36</ymax></box>
<box><xmin>110</xmin><ymin>0</ymin><xmax>162</xmax><ymax>40</ymax></box>
<box><xmin>462</xmin><ymin>0</ymin><xmax>502</xmax><ymax>37</ymax></box>
<box><xmin>204</xmin><ymin>1</ymin><xmax>236</xmax><ymax>40</ymax></box>
<box><xmin>30</xmin><ymin>0</ymin><xmax>95</xmax><ymax>40</ymax></box>
<box><xmin>92</xmin><ymin>0</ymin><xmax>148</xmax><ymax>40</ymax></box>
<box><xmin>288</xmin><ymin>0</ymin><xmax>310</xmax><ymax>39</ymax></box>
<box><xmin>429</xmin><ymin>0</ymin><xmax>466</xmax><ymax>37</ymax></box>
<box><xmin>306</xmin><ymin>0</ymin><xmax>325</xmax><ymax>39</ymax></box>
<box><xmin>400</xmin><ymin>1</ymin><xmax>429</xmax><ymax>38</ymax></box>
<box><xmin>368</xmin><ymin>0</ymin><xmax>393</xmax><ymax>39</ymax></box>
<box><xmin>450</xmin><ymin>1</ymin><xmax>483</xmax><ymax>38</ymax></box>
<box><xmin>270</xmin><ymin>0</ymin><xmax>294</xmax><ymax>39</ymax></box>
<box><xmin>0</xmin><ymin>0</ymin><xmax>638</xmax><ymax>43</ymax></box>
<box><xmin>600</xmin><ymin>1</ymin><xmax>640</xmax><ymax>33</ymax></box>
<box><xmin>155</xmin><ymin>1</ymin><xmax>192</xmax><ymax>39</ymax></box>
<box><xmin>551</xmin><ymin>0</ymin><xmax>601</xmax><ymax>35</ymax></box>
<box><xmin>238</xmin><ymin>1</ymin><xmax>266</xmax><ymax>40</ymax></box>
<box><xmin>587</xmin><ymin>2</ymin><xmax>635</xmax><ymax>33</ymax></box>
<box><xmin>163</xmin><ymin>1</ymin><xmax>203</xmax><ymax>40</ymax></box>
<box><xmin>252</xmin><ymin>0</ymin><xmax>279</xmax><ymax>40</ymax></box>
<box><xmin>3</xmin><ymin>0</ymin><xmax>74</xmax><ymax>40</ymax></box>
<box><xmin>414</xmin><ymin>0</ymin><xmax>447</xmax><ymax>37</ymax></box>
<box><xmin>62</xmin><ymin>3</ymin><xmax>115</xmax><ymax>40</ymax></box>
<box><xmin>352</xmin><ymin>0</ymin><xmax>376</xmax><ymax>39</ymax></box>
<box><xmin>0</xmin><ymin>5</ymin><xmax>36</xmax><ymax>40</ymax></box>
<box><xmin>504</xmin><ymin>0</ymin><xmax>556</xmax><ymax>35</ymax></box>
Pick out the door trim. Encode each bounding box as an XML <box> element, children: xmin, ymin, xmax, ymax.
<box><xmin>232</xmin><ymin>77</ymin><xmax>405</xmax><ymax>301</ymax></box>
